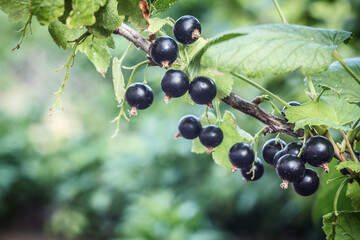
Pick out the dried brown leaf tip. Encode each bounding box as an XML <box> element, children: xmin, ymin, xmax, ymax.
<box><xmin>139</xmin><ymin>0</ymin><xmax>150</xmax><ymax>26</ymax></box>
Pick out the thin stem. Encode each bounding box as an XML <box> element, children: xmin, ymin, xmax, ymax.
<box><xmin>143</xmin><ymin>64</ymin><xmax>149</xmax><ymax>84</ymax></box>
<box><xmin>231</xmin><ymin>72</ymin><xmax>290</xmax><ymax>107</ymax></box>
<box><xmin>333</xmin><ymin>50</ymin><xmax>360</xmax><ymax>85</ymax></box>
<box><xmin>272</xmin><ymin>0</ymin><xmax>288</xmax><ymax>24</ymax></box>
<box><xmin>306</xmin><ymin>74</ymin><xmax>318</xmax><ymax>100</ymax></box>
<box><xmin>215</xmin><ymin>100</ymin><xmax>221</xmax><ymax>122</ymax></box>
<box><xmin>327</xmin><ymin>175</ymin><xmax>346</xmax><ymax>184</ymax></box>
<box><xmin>297</xmin><ymin>128</ymin><xmax>308</xmax><ymax>158</ymax></box>
<box><xmin>265</xmin><ymin>100</ymin><xmax>282</xmax><ymax>116</ymax></box>
<box><xmin>12</xmin><ymin>14</ymin><xmax>33</xmax><ymax>51</ymax></box>
<box><xmin>333</xmin><ymin>178</ymin><xmax>350</xmax><ymax>216</ymax></box>
<box><xmin>184</xmin><ymin>47</ymin><xmax>190</xmax><ymax>65</ymax></box>
<box><xmin>340</xmin><ymin>130</ymin><xmax>360</xmax><ymax>164</ymax></box>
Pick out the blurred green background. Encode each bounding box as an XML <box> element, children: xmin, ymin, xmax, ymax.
<box><xmin>0</xmin><ymin>0</ymin><xmax>359</xmax><ymax>239</ymax></box>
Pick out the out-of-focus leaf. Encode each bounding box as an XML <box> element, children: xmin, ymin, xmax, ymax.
<box><xmin>48</xmin><ymin>20</ymin><xmax>87</xmax><ymax>50</ymax></box>
<box><xmin>66</xmin><ymin>0</ymin><xmax>106</xmax><ymax>28</ymax></box>
<box><xmin>322</xmin><ymin>211</ymin><xmax>360</xmax><ymax>240</ymax></box>
<box><xmin>30</xmin><ymin>0</ymin><xmax>64</xmax><ymax>25</ymax></box>
<box><xmin>346</xmin><ymin>181</ymin><xmax>360</xmax><ymax>211</ymax></box>
<box><xmin>0</xmin><ymin>0</ymin><xmax>30</xmax><ymax>23</ymax></box>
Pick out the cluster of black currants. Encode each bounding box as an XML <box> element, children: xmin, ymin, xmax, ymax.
<box><xmin>124</xmin><ymin>15</ymin><xmax>218</xmax><ymax>116</ymax></box>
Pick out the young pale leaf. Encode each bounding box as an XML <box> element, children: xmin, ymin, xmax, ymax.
<box><xmin>336</xmin><ymin>161</ymin><xmax>360</xmax><ymax>173</ymax></box>
<box><xmin>346</xmin><ymin>182</ymin><xmax>360</xmax><ymax>211</ymax></box>
<box><xmin>88</xmin><ymin>0</ymin><xmax>124</xmax><ymax>39</ymax></box>
<box><xmin>151</xmin><ymin>0</ymin><xmax>178</xmax><ymax>15</ymax></box>
<box><xmin>284</xmin><ymin>96</ymin><xmax>360</xmax><ymax>131</ymax></box>
<box><xmin>191</xmin><ymin>111</ymin><xmax>253</xmax><ymax>171</ymax></box>
<box><xmin>309</xmin><ymin>58</ymin><xmax>360</xmax><ymax>103</ymax></box>
<box><xmin>66</xmin><ymin>0</ymin><xmax>106</xmax><ymax>28</ymax></box>
<box><xmin>112</xmin><ymin>57</ymin><xmax>126</xmax><ymax>104</ymax></box>
<box><xmin>199</xmin><ymin>24</ymin><xmax>352</xmax><ymax>77</ymax></box>
<box><xmin>30</xmin><ymin>0</ymin><xmax>64</xmax><ymax>25</ymax></box>
<box><xmin>0</xmin><ymin>0</ymin><xmax>30</xmax><ymax>23</ymax></box>
<box><xmin>117</xmin><ymin>0</ymin><xmax>147</xmax><ymax>29</ymax></box>
<box><xmin>148</xmin><ymin>17</ymin><xmax>168</xmax><ymax>33</ymax></box>
<box><xmin>77</xmin><ymin>37</ymin><xmax>112</xmax><ymax>76</ymax></box>
<box><xmin>322</xmin><ymin>211</ymin><xmax>360</xmax><ymax>240</ymax></box>
<box><xmin>48</xmin><ymin>20</ymin><xmax>87</xmax><ymax>50</ymax></box>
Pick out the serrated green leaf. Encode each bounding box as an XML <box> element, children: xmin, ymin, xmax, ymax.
<box><xmin>88</xmin><ymin>0</ymin><xmax>124</xmax><ymax>39</ymax></box>
<box><xmin>322</xmin><ymin>211</ymin><xmax>360</xmax><ymax>240</ymax></box>
<box><xmin>309</xmin><ymin>58</ymin><xmax>360</xmax><ymax>103</ymax></box>
<box><xmin>0</xmin><ymin>0</ymin><xmax>30</xmax><ymax>23</ymax></box>
<box><xmin>78</xmin><ymin>37</ymin><xmax>111</xmax><ymax>76</ymax></box>
<box><xmin>179</xmin><ymin>37</ymin><xmax>208</xmax><ymax>71</ymax></box>
<box><xmin>48</xmin><ymin>20</ymin><xmax>87</xmax><ymax>50</ymax></box>
<box><xmin>199</xmin><ymin>24</ymin><xmax>352</xmax><ymax>77</ymax></box>
<box><xmin>66</xmin><ymin>0</ymin><xmax>106</xmax><ymax>28</ymax></box>
<box><xmin>198</xmin><ymin>68</ymin><xmax>234</xmax><ymax>99</ymax></box>
<box><xmin>58</xmin><ymin>0</ymin><xmax>72</xmax><ymax>24</ymax></box>
<box><xmin>346</xmin><ymin>182</ymin><xmax>360</xmax><ymax>211</ymax></box>
<box><xmin>191</xmin><ymin>111</ymin><xmax>253</xmax><ymax>171</ymax></box>
<box><xmin>284</xmin><ymin>96</ymin><xmax>360</xmax><ymax>131</ymax></box>
<box><xmin>151</xmin><ymin>0</ymin><xmax>178</xmax><ymax>15</ymax></box>
<box><xmin>148</xmin><ymin>17</ymin><xmax>167</xmax><ymax>33</ymax></box>
<box><xmin>337</xmin><ymin>161</ymin><xmax>360</xmax><ymax>173</ymax></box>
<box><xmin>117</xmin><ymin>0</ymin><xmax>147</xmax><ymax>29</ymax></box>
<box><xmin>30</xmin><ymin>0</ymin><xmax>64</xmax><ymax>25</ymax></box>
<box><xmin>112</xmin><ymin>57</ymin><xmax>125</xmax><ymax>104</ymax></box>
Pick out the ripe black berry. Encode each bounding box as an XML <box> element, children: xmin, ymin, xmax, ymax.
<box><xmin>199</xmin><ymin>125</ymin><xmax>223</xmax><ymax>154</ymax></box>
<box><xmin>262</xmin><ymin>139</ymin><xmax>286</xmax><ymax>165</ymax></box>
<box><xmin>125</xmin><ymin>83</ymin><xmax>154</xmax><ymax>115</ymax></box>
<box><xmin>284</xmin><ymin>142</ymin><xmax>302</xmax><ymax>156</ymax></box>
<box><xmin>228</xmin><ymin>143</ymin><xmax>255</xmax><ymax>169</ymax></box>
<box><xmin>302</xmin><ymin>135</ymin><xmax>334</xmax><ymax>172</ymax></box>
<box><xmin>150</xmin><ymin>36</ymin><xmax>178</xmax><ymax>68</ymax></box>
<box><xmin>161</xmin><ymin>69</ymin><xmax>189</xmax><ymax>103</ymax></box>
<box><xmin>273</xmin><ymin>149</ymin><xmax>285</xmax><ymax>167</ymax></box>
<box><xmin>241</xmin><ymin>158</ymin><xmax>264</xmax><ymax>182</ymax></box>
<box><xmin>176</xmin><ymin>115</ymin><xmax>202</xmax><ymax>140</ymax></box>
<box><xmin>282</xmin><ymin>101</ymin><xmax>301</xmax><ymax>120</ymax></box>
<box><xmin>276</xmin><ymin>154</ymin><xmax>305</xmax><ymax>188</ymax></box>
<box><xmin>292</xmin><ymin>168</ymin><xmax>320</xmax><ymax>196</ymax></box>
<box><xmin>188</xmin><ymin>76</ymin><xmax>217</xmax><ymax>106</ymax></box>
<box><xmin>173</xmin><ymin>15</ymin><xmax>201</xmax><ymax>45</ymax></box>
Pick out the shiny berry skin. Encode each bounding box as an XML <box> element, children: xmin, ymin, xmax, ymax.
<box><xmin>241</xmin><ymin>158</ymin><xmax>264</xmax><ymax>181</ymax></box>
<box><xmin>173</xmin><ymin>15</ymin><xmax>201</xmax><ymax>45</ymax></box>
<box><xmin>189</xmin><ymin>76</ymin><xmax>217</xmax><ymax>105</ymax></box>
<box><xmin>282</xmin><ymin>101</ymin><xmax>301</xmax><ymax>120</ymax></box>
<box><xmin>161</xmin><ymin>69</ymin><xmax>189</xmax><ymax>100</ymax></box>
<box><xmin>276</xmin><ymin>154</ymin><xmax>305</xmax><ymax>182</ymax></box>
<box><xmin>199</xmin><ymin>125</ymin><xmax>223</xmax><ymax>148</ymax></box>
<box><xmin>150</xmin><ymin>36</ymin><xmax>179</xmax><ymax>68</ymax></box>
<box><xmin>273</xmin><ymin>149</ymin><xmax>285</xmax><ymax>167</ymax></box>
<box><xmin>125</xmin><ymin>83</ymin><xmax>154</xmax><ymax>110</ymax></box>
<box><xmin>302</xmin><ymin>136</ymin><xmax>334</xmax><ymax>167</ymax></box>
<box><xmin>284</xmin><ymin>142</ymin><xmax>302</xmax><ymax>156</ymax></box>
<box><xmin>177</xmin><ymin>115</ymin><xmax>202</xmax><ymax>140</ymax></box>
<box><xmin>228</xmin><ymin>143</ymin><xmax>255</xmax><ymax>168</ymax></box>
<box><xmin>292</xmin><ymin>168</ymin><xmax>320</xmax><ymax>196</ymax></box>
<box><xmin>262</xmin><ymin>139</ymin><xmax>286</xmax><ymax>165</ymax></box>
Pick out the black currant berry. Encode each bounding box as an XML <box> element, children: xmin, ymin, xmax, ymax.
<box><xmin>176</xmin><ymin>115</ymin><xmax>202</xmax><ymax>140</ymax></box>
<box><xmin>188</xmin><ymin>76</ymin><xmax>217</xmax><ymax>107</ymax></box>
<box><xmin>262</xmin><ymin>139</ymin><xmax>286</xmax><ymax>165</ymax></box>
<box><xmin>284</xmin><ymin>142</ymin><xmax>302</xmax><ymax>156</ymax></box>
<box><xmin>281</xmin><ymin>101</ymin><xmax>301</xmax><ymax>120</ymax></box>
<box><xmin>276</xmin><ymin>154</ymin><xmax>305</xmax><ymax>188</ymax></box>
<box><xmin>199</xmin><ymin>125</ymin><xmax>223</xmax><ymax>154</ymax></box>
<box><xmin>292</xmin><ymin>168</ymin><xmax>320</xmax><ymax>196</ymax></box>
<box><xmin>241</xmin><ymin>158</ymin><xmax>264</xmax><ymax>182</ymax></box>
<box><xmin>273</xmin><ymin>149</ymin><xmax>285</xmax><ymax>167</ymax></box>
<box><xmin>302</xmin><ymin>135</ymin><xmax>334</xmax><ymax>172</ymax></box>
<box><xmin>161</xmin><ymin>69</ymin><xmax>189</xmax><ymax>103</ymax></box>
<box><xmin>228</xmin><ymin>142</ymin><xmax>255</xmax><ymax>169</ymax></box>
<box><xmin>173</xmin><ymin>15</ymin><xmax>201</xmax><ymax>45</ymax></box>
<box><xmin>125</xmin><ymin>83</ymin><xmax>154</xmax><ymax>116</ymax></box>
<box><xmin>150</xmin><ymin>36</ymin><xmax>179</xmax><ymax>68</ymax></box>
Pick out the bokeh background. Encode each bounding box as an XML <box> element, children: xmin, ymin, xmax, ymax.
<box><xmin>0</xmin><ymin>0</ymin><xmax>359</xmax><ymax>239</ymax></box>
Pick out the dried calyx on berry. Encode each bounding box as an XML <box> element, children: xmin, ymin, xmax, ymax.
<box><xmin>199</xmin><ymin>125</ymin><xmax>223</xmax><ymax>154</ymax></box>
<box><xmin>173</xmin><ymin>15</ymin><xmax>202</xmax><ymax>45</ymax></box>
<box><xmin>125</xmin><ymin>83</ymin><xmax>154</xmax><ymax>116</ymax></box>
<box><xmin>150</xmin><ymin>36</ymin><xmax>178</xmax><ymax>68</ymax></box>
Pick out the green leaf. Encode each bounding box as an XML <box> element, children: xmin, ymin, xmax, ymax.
<box><xmin>322</xmin><ymin>211</ymin><xmax>360</xmax><ymax>240</ymax></box>
<box><xmin>346</xmin><ymin>182</ymin><xmax>360</xmax><ymax>211</ymax></box>
<box><xmin>337</xmin><ymin>161</ymin><xmax>360</xmax><ymax>173</ymax></box>
<box><xmin>77</xmin><ymin>36</ymin><xmax>113</xmax><ymax>76</ymax></box>
<box><xmin>0</xmin><ymin>0</ymin><xmax>30</xmax><ymax>23</ymax></box>
<box><xmin>48</xmin><ymin>20</ymin><xmax>87</xmax><ymax>50</ymax></box>
<box><xmin>312</xmin><ymin>160</ymin><xmax>353</xmax><ymax>223</ymax></box>
<box><xmin>198</xmin><ymin>68</ymin><xmax>234</xmax><ymax>99</ymax></box>
<box><xmin>199</xmin><ymin>24</ymin><xmax>352</xmax><ymax>77</ymax></box>
<box><xmin>151</xmin><ymin>0</ymin><xmax>178</xmax><ymax>15</ymax></box>
<box><xmin>30</xmin><ymin>0</ymin><xmax>64</xmax><ymax>25</ymax></box>
<box><xmin>309</xmin><ymin>58</ymin><xmax>360</xmax><ymax>104</ymax></box>
<box><xmin>88</xmin><ymin>0</ymin><xmax>124</xmax><ymax>39</ymax></box>
<box><xmin>148</xmin><ymin>17</ymin><xmax>168</xmax><ymax>33</ymax></box>
<box><xmin>191</xmin><ymin>111</ymin><xmax>253</xmax><ymax>171</ymax></box>
<box><xmin>284</xmin><ymin>96</ymin><xmax>360</xmax><ymax>131</ymax></box>
<box><xmin>112</xmin><ymin>57</ymin><xmax>126</xmax><ymax>104</ymax></box>
<box><xmin>66</xmin><ymin>0</ymin><xmax>106</xmax><ymax>28</ymax></box>
<box><xmin>117</xmin><ymin>0</ymin><xmax>147</xmax><ymax>29</ymax></box>
<box><xmin>179</xmin><ymin>37</ymin><xmax>208</xmax><ymax>70</ymax></box>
